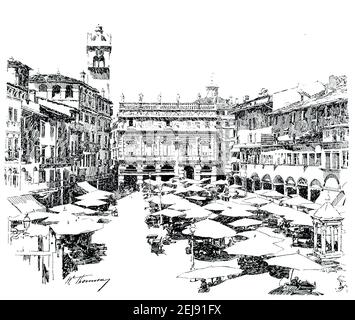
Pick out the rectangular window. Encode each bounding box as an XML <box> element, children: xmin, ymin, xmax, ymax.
<box><xmin>91</xmin><ymin>116</ymin><xmax>96</xmax><ymax>125</ymax></box>
<box><xmin>309</xmin><ymin>153</ymin><xmax>315</xmax><ymax>166</ymax></box>
<box><xmin>293</xmin><ymin>153</ymin><xmax>299</xmax><ymax>165</ymax></box>
<box><xmin>41</xmin><ymin>122</ymin><xmax>45</xmax><ymax>138</ymax></box>
<box><xmin>342</xmin><ymin>151</ymin><xmax>349</xmax><ymax>168</ymax></box>
<box><xmin>325</xmin><ymin>152</ymin><xmax>331</xmax><ymax>169</ymax></box>
<box><xmin>50</xmin><ymin>124</ymin><xmax>55</xmax><ymax>138</ymax></box>
<box><xmin>85</xmin><ymin>115</ymin><xmax>89</xmax><ymax>123</ymax></box>
<box><xmin>8</xmin><ymin>107</ymin><xmax>13</xmax><ymax>121</ymax></box>
<box><xmin>302</xmin><ymin>153</ymin><xmax>308</xmax><ymax>166</ymax></box>
<box><xmin>14</xmin><ymin>109</ymin><xmax>18</xmax><ymax>122</ymax></box>
<box><xmin>316</xmin><ymin>153</ymin><xmax>322</xmax><ymax>166</ymax></box>
<box><xmin>79</xmin><ymin>112</ymin><xmax>83</xmax><ymax>121</ymax></box>
<box><xmin>332</xmin><ymin>152</ymin><xmax>340</xmax><ymax>170</ymax></box>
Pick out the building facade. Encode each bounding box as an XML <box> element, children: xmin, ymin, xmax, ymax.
<box><xmin>111</xmin><ymin>82</ymin><xmax>233</xmax><ymax>187</ymax></box>
<box><xmin>230</xmin><ymin>76</ymin><xmax>348</xmax><ymax>203</ymax></box>
<box><xmin>28</xmin><ymin>25</ymin><xmax>113</xmax><ymax>188</ymax></box>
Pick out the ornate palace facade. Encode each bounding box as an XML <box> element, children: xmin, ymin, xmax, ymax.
<box><xmin>111</xmin><ymin>83</ymin><xmax>234</xmax><ymax>186</ymax></box>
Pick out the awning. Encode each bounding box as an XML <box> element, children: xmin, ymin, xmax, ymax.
<box><xmin>75</xmin><ymin>199</ymin><xmax>107</xmax><ymax>208</ymax></box>
<box><xmin>7</xmin><ymin>194</ymin><xmax>46</xmax><ymax>214</ymax></box>
<box><xmin>77</xmin><ymin>181</ymin><xmax>98</xmax><ymax>193</ymax></box>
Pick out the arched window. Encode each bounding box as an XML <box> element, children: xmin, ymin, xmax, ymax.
<box><xmin>65</xmin><ymin>85</ymin><xmax>73</xmax><ymax>98</ymax></box>
<box><xmin>39</xmin><ymin>84</ymin><xmax>47</xmax><ymax>92</ymax></box>
<box><xmin>52</xmin><ymin>85</ymin><xmax>61</xmax><ymax>98</ymax></box>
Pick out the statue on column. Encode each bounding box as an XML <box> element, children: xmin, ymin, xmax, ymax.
<box><xmin>139</xmin><ymin>93</ymin><xmax>144</xmax><ymax>102</ymax></box>
<box><xmin>120</xmin><ymin>92</ymin><xmax>125</xmax><ymax>103</ymax></box>
<box><xmin>157</xmin><ymin>93</ymin><xmax>162</xmax><ymax>104</ymax></box>
<box><xmin>176</xmin><ymin>93</ymin><xmax>180</xmax><ymax>104</ymax></box>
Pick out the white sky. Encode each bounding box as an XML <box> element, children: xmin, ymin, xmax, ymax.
<box><xmin>1</xmin><ymin>0</ymin><xmax>353</xmax><ymax>108</ymax></box>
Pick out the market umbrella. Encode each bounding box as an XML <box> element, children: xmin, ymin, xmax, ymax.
<box><xmin>75</xmin><ymin>199</ymin><xmax>107</xmax><ymax>208</ymax></box>
<box><xmin>281</xmin><ymin>195</ymin><xmax>314</xmax><ymax>207</ymax></box>
<box><xmin>184</xmin><ymin>207</ymin><xmax>212</xmax><ymax>219</ymax></box>
<box><xmin>226</xmin><ymin>230</ymin><xmax>283</xmax><ymax>256</ymax></box>
<box><xmin>229</xmin><ymin>218</ymin><xmax>262</xmax><ymax>228</ymax></box>
<box><xmin>255</xmin><ymin>189</ymin><xmax>288</xmax><ymax>200</ymax></box>
<box><xmin>289</xmin><ymin>213</ymin><xmax>313</xmax><ymax>227</ymax></box>
<box><xmin>261</xmin><ymin>203</ymin><xmax>308</xmax><ymax>222</ymax></box>
<box><xmin>143</xmin><ymin>179</ymin><xmax>159</xmax><ymax>186</ymax></box>
<box><xmin>182</xmin><ymin>178</ymin><xmax>201</xmax><ymax>185</ymax></box>
<box><xmin>149</xmin><ymin>194</ymin><xmax>183</xmax><ymax>206</ymax></box>
<box><xmin>203</xmin><ymin>202</ymin><xmax>227</xmax><ymax>212</ymax></box>
<box><xmin>182</xmin><ymin>219</ymin><xmax>236</xmax><ymax>239</ymax></box>
<box><xmin>214</xmin><ymin>179</ymin><xmax>228</xmax><ymax>185</ymax></box>
<box><xmin>50</xmin><ymin>218</ymin><xmax>103</xmax><ymax>236</ymax></box>
<box><xmin>169</xmin><ymin>200</ymin><xmax>198</xmax><ymax>211</ymax></box>
<box><xmin>151</xmin><ymin>208</ymin><xmax>186</xmax><ymax>218</ymax></box>
<box><xmin>160</xmin><ymin>186</ymin><xmax>175</xmax><ymax>193</ymax></box>
<box><xmin>298</xmin><ymin>203</ymin><xmax>322</xmax><ymax>211</ymax></box>
<box><xmin>266</xmin><ymin>252</ymin><xmax>323</xmax><ymax>282</ymax></box>
<box><xmin>187</xmin><ymin>196</ymin><xmax>207</xmax><ymax>201</ymax></box>
<box><xmin>242</xmin><ymin>197</ymin><xmax>270</xmax><ymax>207</ymax></box>
<box><xmin>177</xmin><ymin>266</ymin><xmax>242</xmax><ymax>280</ymax></box>
<box><xmin>43</xmin><ymin>212</ymin><xmax>78</xmax><ymax>224</ymax></box>
<box><xmin>220</xmin><ymin>208</ymin><xmax>254</xmax><ymax>218</ymax></box>
<box><xmin>186</xmin><ymin>185</ymin><xmax>207</xmax><ymax>193</ymax></box>
<box><xmin>199</xmin><ymin>178</ymin><xmax>211</xmax><ymax>184</ymax></box>
<box><xmin>76</xmin><ymin>190</ymin><xmax>113</xmax><ymax>200</ymax></box>
<box><xmin>49</xmin><ymin>204</ymin><xmax>96</xmax><ymax>215</ymax></box>
<box><xmin>174</xmin><ymin>186</ymin><xmax>189</xmax><ymax>194</ymax></box>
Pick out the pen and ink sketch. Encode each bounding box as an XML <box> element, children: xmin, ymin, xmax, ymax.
<box><xmin>1</xmin><ymin>0</ymin><xmax>351</xmax><ymax>299</ymax></box>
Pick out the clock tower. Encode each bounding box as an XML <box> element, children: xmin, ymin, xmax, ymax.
<box><xmin>86</xmin><ymin>24</ymin><xmax>112</xmax><ymax>98</ymax></box>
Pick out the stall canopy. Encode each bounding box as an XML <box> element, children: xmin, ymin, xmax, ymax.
<box><xmin>75</xmin><ymin>199</ymin><xmax>107</xmax><ymax>208</ymax></box>
<box><xmin>214</xmin><ymin>179</ymin><xmax>228</xmax><ymax>185</ymax></box>
<box><xmin>266</xmin><ymin>252</ymin><xmax>323</xmax><ymax>271</ymax></box>
<box><xmin>77</xmin><ymin>181</ymin><xmax>98</xmax><ymax>193</ymax></box>
<box><xmin>151</xmin><ymin>208</ymin><xmax>186</xmax><ymax>218</ymax></box>
<box><xmin>187</xmin><ymin>196</ymin><xmax>207</xmax><ymax>201</ymax></box>
<box><xmin>7</xmin><ymin>194</ymin><xmax>46</xmax><ymax>214</ymax></box>
<box><xmin>229</xmin><ymin>218</ymin><xmax>263</xmax><ymax>228</ymax></box>
<box><xmin>220</xmin><ymin>208</ymin><xmax>254</xmax><ymax>218</ymax></box>
<box><xmin>203</xmin><ymin>202</ymin><xmax>227</xmax><ymax>212</ymax></box>
<box><xmin>184</xmin><ymin>207</ymin><xmax>212</xmax><ymax>219</ymax></box>
<box><xmin>242</xmin><ymin>197</ymin><xmax>270</xmax><ymax>207</ymax></box>
<box><xmin>281</xmin><ymin>195</ymin><xmax>314</xmax><ymax>207</ymax></box>
<box><xmin>177</xmin><ymin>266</ymin><xmax>242</xmax><ymax>280</ymax></box>
<box><xmin>173</xmin><ymin>186</ymin><xmax>189</xmax><ymax>194</ymax></box>
<box><xmin>226</xmin><ymin>230</ymin><xmax>283</xmax><ymax>256</ymax></box>
<box><xmin>185</xmin><ymin>185</ymin><xmax>207</xmax><ymax>193</ymax></box>
<box><xmin>149</xmin><ymin>194</ymin><xmax>183</xmax><ymax>206</ymax></box>
<box><xmin>255</xmin><ymin>190</ymin><xmax>288</xmax><ymax>199</ymax></box>
<box><xmin>182</xmin><ymin>219</ymin><xmax>236</xmax><ymax>239</ymax></box>
<box><xmin>50</xmin><ymin>218</ymin><xmax>103</xmax><ymax>236</ymax></box>
<box><xmin>76</xmin><ymin>190</ymin><xmax>113</xmax><ymax>200</ymax></box>
<box><xmin>49</xmin><ymin>204</ymin><xmax>96</xmax><ymax>215</ymax></box>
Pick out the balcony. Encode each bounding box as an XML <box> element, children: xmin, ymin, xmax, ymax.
<box><xmin>69</xmin><ymin>122</ymin><xmax>84</xmax><ymax>133</ymax></box>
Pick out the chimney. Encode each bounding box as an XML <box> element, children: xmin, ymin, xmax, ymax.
<box><xmin>29</xmin><ymin>89</ymin><xmax>37</xmax><ymax>103</ymax></box>
<box><xmin>80</xmin><ymin>71</ymin><xmax>86</xmax><ymax>83</ymax></box>
<box><xmin>243</xmin><ymin>95</ymin><xmax>249</xmax><ymax>102</ymax></box>
<box><xmin>101</xmin><ymin>88</ymin><xmax>105</xmax><ymax>97</ymax></box>
<box><xmin>328</xmin><ymin>75</ymin><xmax>338</xmax><ymax>91</ymax></box>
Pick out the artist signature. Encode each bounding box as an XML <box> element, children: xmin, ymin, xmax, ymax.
<box><xmin>65</xmin><ymin>274</ymin><xmax>111</xmax><ymax>292</ymax></box>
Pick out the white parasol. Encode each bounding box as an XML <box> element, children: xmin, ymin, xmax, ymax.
<box><xmin>182</xmin><ymin>219</ymin><xmax>236</xmax><ymax>239</ymax></box>
<box><xmin>229</xmin><ymin>218</ymin><xmax>262</xmax><ymax>228</ymax></box>
<box><xmin>177</xmin><ymin>266</ymin><xmax>242</xmax><ymax>280</ymax></box>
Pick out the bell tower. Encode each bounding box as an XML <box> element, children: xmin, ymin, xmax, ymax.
<box><xmin>86</xmin><ymin>24</ymin><xmax>112</xmax><ymax>98</ymax></box>
<box><xmin>206</xmin><ymin>72</ymin><xmax>219</xmax><ymax>101</ymax></box>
